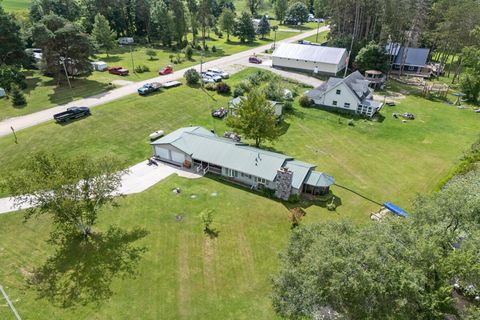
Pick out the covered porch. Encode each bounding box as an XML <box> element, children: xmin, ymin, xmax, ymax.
<box><xmin>302</xmin><ymin>171</ymin><xmax>335</xmax><ymax>196</ymax></box>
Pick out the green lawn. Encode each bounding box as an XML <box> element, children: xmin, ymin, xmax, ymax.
<box><xmin>2</xmin><ymin>0</ymin><xmax>30</xmax><ymax>11</ymax></box>
<box><xmin>302</xmin><ymin>30</ymin><xmax>329</xmax><ymax>44</ymax></box>
<box><xmin>0</xmin><ymin>175</ymin><xmax>290</xmax><ymax>319</ymax></box>
<box><xmin>0</xmin><ymin>24</ymin><xmax>315</xmax><ymax>119</ymax></box>
<box><xmin>0</xmin><ymin>68</ymin><xmax>478</xmax><ymax>318</ymax></box>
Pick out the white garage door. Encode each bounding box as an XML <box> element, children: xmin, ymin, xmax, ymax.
<box><xmin>155</xmin><ymin>146</ymin><xmax>170</xmax><ymax>160</ymax></box>
<box><xmin>171</xmin><ymin>151</ymin><xmax>185</xmax><ymax>164</ymax></box>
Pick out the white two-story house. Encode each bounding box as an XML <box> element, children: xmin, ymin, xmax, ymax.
<box><xmin>305</xmin><ymin>71</ymin><xmax>383</xmax><ymax>117</ymax></box>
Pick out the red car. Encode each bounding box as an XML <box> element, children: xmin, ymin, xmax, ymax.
<box><xmin>108</xmin><ymin>66</ymin><xmax>129</xmax><ymax>76</ymax></box>
<box><xmin>159</xmin><ymin>65</ymin><xmax>173</xmax><ymax>75</ymax></box>
<box><xmin>249</xmin><ymin>56</ymin><xmax>262</xmax><ymax>64</ymax></box>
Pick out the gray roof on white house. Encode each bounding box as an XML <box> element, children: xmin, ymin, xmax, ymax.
<box><xmin>272</xmin><ymin>43</ymin><xmax>347</xmax><ymax>65</ymax></box>
<box><xmin>305</xmin><ymin>171</ymin><xmax>335</xmax><ymax>187</ymax></box>
<box><xmin>305</xmin><ymin>71</ymin><xmax>372</xmax><ymax>102</ymax></box>
<box><xmin>151</xmin><ymin>127</ymin><xmax>334</xmax><ymax>189</ymax></box>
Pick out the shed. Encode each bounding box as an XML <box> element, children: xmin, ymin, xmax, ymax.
<box><xmin>91</xmin><ymin>61</ymin><xmax>108</xmax><ymax>71</ymax></box>
<box><xmin>272</xmin><ymin>43</ymin><xmax>347</xmax><ymax>75</ymax></box>
<box><xmin>0</xmin><ymin>87</ymin><xmax>5</xmax><ymax>98</ymax></box>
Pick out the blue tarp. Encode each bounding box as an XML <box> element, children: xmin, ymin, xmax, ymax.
<box><xmin>384</xmin><ymin>202</ymin><xmax>410</xmax><ymax>218</ymax></box>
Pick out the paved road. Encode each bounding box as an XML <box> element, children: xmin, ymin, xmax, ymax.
<box><xmin>0</xmin><ymin>26</ymin><xmax>329</xmax><ymax>137</ymax></box>
<box><xmin>0</xmin><ymin>160</ymin><xmax>201</xmax><ymax>215</ymax></box>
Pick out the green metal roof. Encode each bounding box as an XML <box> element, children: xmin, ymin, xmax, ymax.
<box><xmin>304</xmin><ymin>171</ymin><xmax>335</xmax><ymax>187</ymax></box>
<box><xmin>151</xmin><ymin>127</ymin><xmax>323</xmax><ymax>184</ymax></box>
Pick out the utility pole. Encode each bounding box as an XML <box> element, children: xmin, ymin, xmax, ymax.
<box><xmin>272</xmin><ymin>26</ymin><xmax>278</xmax><ymax>49</ymax></box>
<box><xmin>129</xmin><ymin>43</ymin><xmax>136</xmax><ymax>73</ymax></box>
<box><xmin>315</xmin><ymin>18</ymin><xmax>321</xmax><ymax>43</ymax></box>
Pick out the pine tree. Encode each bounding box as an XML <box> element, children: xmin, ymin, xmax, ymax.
<box><xmin>257</xmin><ymin>15</ymin><xmax>270</xmax><ymax>39</ymax></box>
<box><xmin>10</xmin><ymin>83</ymin><xmax>26</xmax><ymax>107</ymax></box>
<box><xmin>91</xmin><ymin>13</ymin><xmax>116</xmax><ymax>57</ymax></box>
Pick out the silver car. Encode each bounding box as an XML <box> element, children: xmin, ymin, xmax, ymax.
<box><xmin>202</xmin><ymin>72</ymin><xmax>222</xmax><ymax>82</ymax></box>
<box><xmin>207</xmin><ymin>68</ymin><xmax>229</xmax><ymax>79</ymax></box>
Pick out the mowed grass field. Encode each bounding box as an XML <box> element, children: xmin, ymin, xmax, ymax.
<box><xmin>0</xmin><ymin>22</ymin><xmax>317</xmax><ymax>119</ymax></box>
<box><xmin>0</xmin><ymin>68</ymin><xmax>478</xmax><ymax>319</ymax></box>
<box><xmin>2</xmin><ymin>0</ymin><xmax>30</xmax><ymax>11</ymax></box>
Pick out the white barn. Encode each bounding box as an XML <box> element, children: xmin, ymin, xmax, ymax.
<box><xmin>272</xmin><ymin>43</ymin><xmax>347</xmax><ymax>75</ymax></box>
<box><xmin>305</xmin><ymin>71</ymin><xmax>383</xmax><ymax>117</ymax></box>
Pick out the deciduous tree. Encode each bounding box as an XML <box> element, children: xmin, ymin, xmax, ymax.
<box><xmin>227</xmin><ymin>88</ymin><xmax>281</xmax><ymax>147</ymax></box>
<box><xmin>235</xmin><ymin>12</ymin><xmax>256</xmax><ymax>43</ymax></box>
<box><xmin>354</xmin><ymin>41</ymin><xmax>390</xmax><ymax>73</ymax></box>
<box><xmin>3</xmin><ymin>153</ymin><xmax>126</xmax><ymax>241</ymax></box>
<box><xmin>219</xmin><ymin>8</ymin><xmax>236</xmax><ymax>41</ymax></box>
<box><xmin>274</xmin><ymin>0</ymin><xmax>288</xmax><ymax>23</ymax></box>
<box><xmin>285</xmin><ymin>2</ymin><xmax>309</xmax><ymax>25</ymax></box>
<box><xmin>0</xmin><ymin>5</ymin><xmax>27</xmax><ymax>66</ymax></box>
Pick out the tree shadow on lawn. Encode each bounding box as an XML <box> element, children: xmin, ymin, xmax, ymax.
<box><xmin>46</xmin><ymin>79</ymin><xmax>111</xmax><ymax>105</ymax></box>
<box><xmin>28</xmin><ymin>226</ymin><xmax>148</xmax><ymax>308</ymax></box>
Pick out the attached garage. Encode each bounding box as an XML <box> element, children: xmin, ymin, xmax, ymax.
<box><xmin>153</xmin><ymin>145</ymin><xmax>187</xmax><ymax>164</ymax></box>
<box><xmin>171</xmin><ymin>151</ymin><xmax>185</xmax><ymax>163</ymax></box>
<box><xmin>272</xmin><ymin>43</ymin><xmax>347</xmax><ymax>75</ymax></box>
<box><xmin>154</xmin><ymin>146</ymin><xmax>170</xmax><ymax>160</ymax></box>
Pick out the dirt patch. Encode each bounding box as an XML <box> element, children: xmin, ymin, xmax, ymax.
<box><xmin>111</xmin><ymin>79</ymin><xmax>134</xmax><ymax>87</ymax></box>
<box><xmin>202</xmin><ymin>237</ymin><xmax>217</xmax><ymax>295</ymax></box>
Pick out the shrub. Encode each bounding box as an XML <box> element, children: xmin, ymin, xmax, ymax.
<box><xmin>10</xmin><ymin>83</ymin><xmax>26</xmax><ymax>106</ymax></box>
<box><xmin>248</xmin><ymin>70</ymin><xmax>272</xmax><ymax>85</ymax></box>
<box><xmin>184</xmin><ymin>45</ymin><xmax>194</xmax><ymax>59</ymax></box>
<box><xmin>283</xmin><ymin>100</ymin><xmax>293</xmax><ymax>112</ymax></box>
<box><xmin>299</xmin><ymin>95</ymin><xmax>313</xmax><ymax>108</ymax></box>
<box><xmin>348</xmin><ymin>119</ymin><xmax>354</xmax><ymax>126</ymax></box>
<box><xmin>263</xmin><ymin>188</ymin><xmax>275</xmax><ymax>198</ymax></box>
<box><xmin>238</xmin><ymin>80</ymin><xmax>251</xmax><ymax>92</ymax></box>
<box><xmin>145</xmin><ymin>49</ymin><xmax>157</xmax><ymax>60</ymax></box>
<box><xmin>184</xmin><ymin>68</ymin><xmax>200</xmax><ymax>85</ymax></box>
<box><xmin>288</xmin><ymin>194</ymin><xmax>300</xmax><ymax>203</ymax></box>
<box><xmin>326</xmin><ymin>197</ymin><xmax>337</xmax><ymax>211</ymax></box>
<box><xmin>0</xmin><ymin>65</ymin><xmax>27</xmax><ymax>91</ymax></box>
<box><xmin>205</xmin><ymin>83</ymin><xmax>216</xmax><ymax>91</ymax></box>
<box><xmin>216</xmin><ymin>82</ymin><xmax>231</xmax><ymax>94</ymax></box>
<box><xmin>233</xmin><ymin>86</ymin><xmax>245</xmax><ymax>98</ymax></box>
<box><xmin>264</xmin><ymin>82</ymin><xmax>283</xmax><ymax>101</ymax></box>
<box><xmin>212</xmin><ymin>45</ymin><xmax>217</xmax><ymax>52</ymax></box>
<box><xmin>203</xmin><ymin>44</ymin><xmax>209</xmax><ymax>51</ymax></box>
<box><xmin>196</xmin><ymin>44</ymin><xmax>202</xmax><ymax>50</ymax></box>
<box><xmin>134</xmin><ymin>65</ymin><xmax>150</xmax><ymax>73</ymax></box>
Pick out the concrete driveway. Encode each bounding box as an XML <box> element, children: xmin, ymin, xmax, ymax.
<box><xmin>0</xmin><ymin>26</ymin><xmax>330</xmax><ymax>138</ymax></box>
<box><xmin>0</xmin><ymin>160</ymin><xmax>202</xmax><ymax>215</ymax></box>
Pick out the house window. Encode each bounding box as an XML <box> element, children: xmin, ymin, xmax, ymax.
<box><xmin>256</xmin><ymin>177</ymin><xmax>267</xmax><ymax>184</ymax></box>
<box><xmin>332</xmin><ymin>100</ymin><xmax>338</xmax><ymax>106</ymax></box>
<box><xmin>408</xmin><ymin>66</ymin><xmax>415</xmax><ymax>71</ymax></box>
<box><xmin>336</xmin><ymin>89</ymin><xmax>341</xmax><ymax>94</ymax></box>
<box><xmin>344</xmin><ymin>102</ymin><xmax>350</xmax><ymax>108</ymax></box>
<box><xmin>226</xmin><ymin>168</ymin><xmax>238</xmax><ymax>178</ymax></box>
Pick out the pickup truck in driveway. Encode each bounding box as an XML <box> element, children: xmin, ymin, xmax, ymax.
<box><xmin>54</xmin><ymin>107</ymin><xmax>91</xmax><ymax>123</ymax></box>
<box><xmin>108</xmin><ymin>66</ymin><xmax>129</xmax><ymax>76</ymax></box>
<box><xmin>138</xmin><ymin>82</ymin><xmax>162</xmax><ymax>95</ymax></box>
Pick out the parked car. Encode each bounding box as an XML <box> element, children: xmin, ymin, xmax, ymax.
<box><xmin>138</xmin><ymin>82</ymin><xmax>162</xmax><ymax>95</ymax></box>
<box><xmin>53</xmin><ymin>107</ymin><xmax>91</xmax><ymax>123</ymax></box>
<box><xmin>202</xmin><ymin>77</ymin><xmax>215</xmax><ymax>84</ymax></box>
<box><xmin>159</xmin><ymin>65</ymin><xmax>173</xmax><ymax>75</ymax></box>
<box><xmin>149</xmin><ymin>130</ymin><xmax>165</xmax><ymax>141</ymax></box>
<box><xmin>224</xmin><ymin>131</ymin><xmax>241</xmax><ymax>142</ymax></box>
<box><xmin>249</xmin><ymin>56</ymin><xmax>262</xmax><ymax>64</ymax></box>
<box><xmin>212</xmin><ymin>107</ymin><xmax>228</xmax><ymax>118</ymax></box>
<box><xmin>108</xmin><ymin>66</ymin><xmax>129</xmax><ymax>76</ymax></box>
<box><xmin>207</xmin><ymin>68</ymin><xmax>229</xmax><ymax>79</ymax></box>
<box><xmin>202</xmin><ymin>71</ymin><xmax>222</xmax><ymax>82</ymax></box>
<box><xmin>298</xmin><ymin>40</ymin><xmax>312</xmax><ymax>45</ymax></box>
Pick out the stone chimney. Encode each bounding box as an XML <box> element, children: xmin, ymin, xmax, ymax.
<box><xmin>275</xmin><ymin>167</ymin><xmax>293</xmax><ymax>201</ymax></box>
